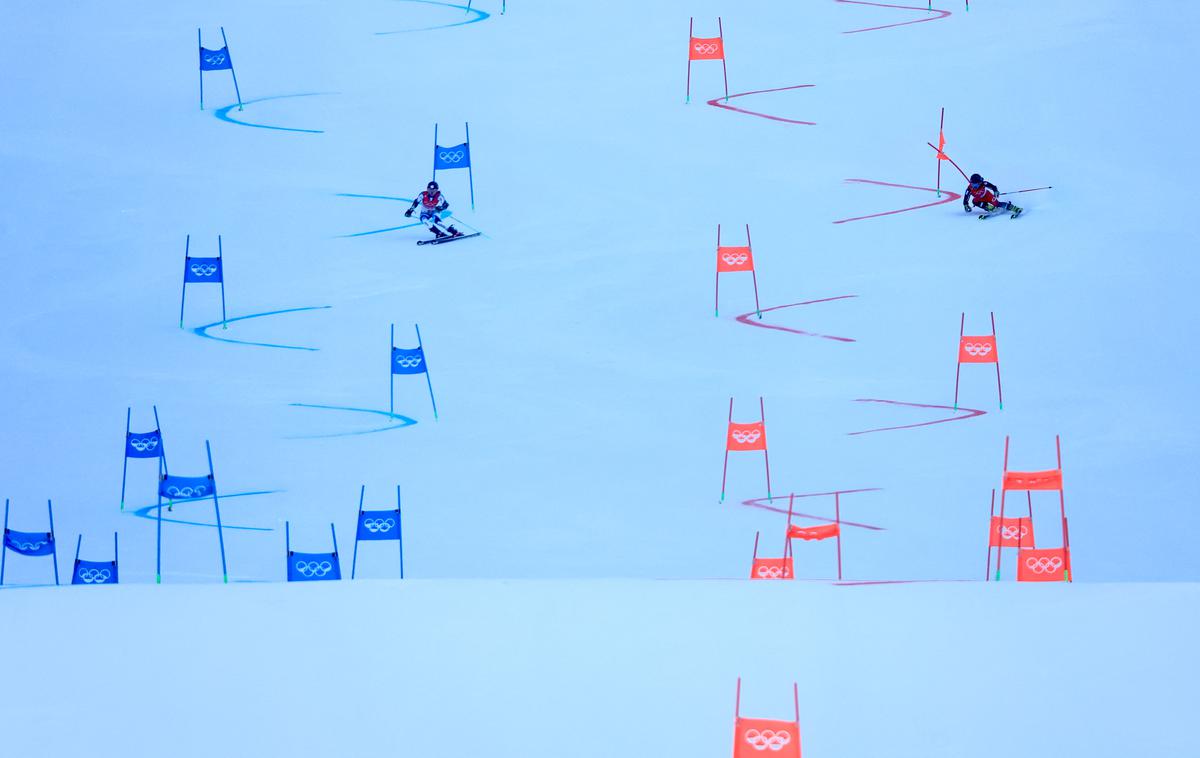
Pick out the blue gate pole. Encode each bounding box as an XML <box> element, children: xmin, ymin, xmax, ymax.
<box><xmin>156</xmin><ymin>457</ymin><xmax>163</xmax><ymax>583</ymax></box>
<box><xmin>0</xmin><ymin>498</ymin><xmax>7</xmax><ymax>584</ymax></box>
<box><xmin>180</xmin><ymin>234</ymin><xmax>190</xmax><ymax>328</ymax></box>
<box><xmin>206</xmin><ymin>441</ymin><xmax>228</xmax><ymax>583</ymax></box>
<box><xmin>397</xmin><ymin>484</ymin><xmax>405</xmax><ymax>579</ymax></box>
<box><xmin>198</xmin><ymin>29</ymin><xmax>204</xmax><ymax>110</ymax></box>
<box><xmin>389</xmin><ymin>323</ymin><xmax>395</xmax><ymax>417</ymax></box>
<box><xmin>220</xmin><ymin>27</ymin><xmax>243</xmax><ymax>111</ymax></box>
<box><xmin>351</xmin><ymin>484</ymin><xmax>364</xmax><ymax>579</ymax></box>
<box><xmin>415</xmin><ymin>324</ymin><xmax>439</xmax><ymax>419</ymax></box>
<box><xmin>73</xmin><ymin>534</ymin><xmax>82</xmax><ymax>582</ymax></box>
<box><xmin>153</xmin><ymin>405</ymin><xmax>169</xmax><ymax>475</ymax></box>
<box><xmin>330</xmin><ymin>523</ymin><xmax>340</xmax><ymax>578</ymax></box>
<box><xmin>114</xmin><ymin>532</ymin><xmax>119</xmax><ymax>578</ymax></box>
<box><xmin>120</xmin><ymin>407</ymin><xmax>131</xmax><ymax>509</ymax></box>
<box><xmin>432</xmin><ymin>123</ymin><xmax>439</xmax><ymax>182</ymax></box>
<box><xmin>465</xmin><ymin>122</ymin><xmax>475</xmax><ymax>210</ymax></box>
<box><xmin>48</xmin><ymin>499</ymin><xmax>59</xmax><ymax>585</ymax></box>
<box><xmin>218</xmin><ymin>235</ymin><xmax>227</xmax><ymax>329</ymax></box>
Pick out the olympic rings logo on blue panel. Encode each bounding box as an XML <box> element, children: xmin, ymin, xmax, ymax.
<box><xmin>438</xmin><ymin>150</ymin><xmax>466</xmax><ymax>164</ymax></box>
<box><xmin>395</xmin><ymin>355</ymin><xmax>424</xmax><ymax>369</ymax></box>
<box><xmin>9</xmin><ymin>538</ymin><xmax>49</xmax><ymax>552</ymax></box>
<box><xmin>165</xmin><ymin>485</ymin><xmax>210</xmax><ymax>498</ymax></box>
<box><xmin>362</xmin><ymin>517</ymin><xmax>396</xmax><ymax>534</ymax></box>
<box><xmin>77</xmin><ymin>567</ymin><xmax>113</xmax><ymax>583</ymax></box>
<box><xmin>129</xmin><ymin>436</ymin><xmax>160</xmax><ymax>452</ymax></box>
<box><xmin>189</xmin><ymin>262</ymin><xmax>220</xmax><ymax>277</ymax></box>
<box><xmin>203</xmin><ymin>52</ymin><xmax>227</xmax><ymax>67</ymax></box>
<box><xmin>294</xmin><ymin>560</ymin><xmax>334</xmax><ymax>577</ymax></box>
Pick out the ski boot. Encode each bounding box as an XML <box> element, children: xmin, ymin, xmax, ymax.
<box><xmin>1009</xmin><ymin>205</ymin><xmax>1023</xmax><ymax>219</ymax></box>
<box><xmin>430</xmin><ymin>226</ymin><xmax>447</xmax><ymax>239</ymax></box>
<box><xmin>446</xmin><ymin>225</ymin><xmax>464</xmax><ymax>238</ymax></box>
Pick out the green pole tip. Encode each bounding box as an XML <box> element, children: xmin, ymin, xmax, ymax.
<box><xmin>998</xmin><ymin>402</ymin><xmax>1004</xmax><ymax>410</ymax></box>
<box><xmin>223</xmin><ymin>574</ymin><xmax>229</xmax><ymax>584</ymax></box>
<box><xmin>756</xmin><ymin>312</ymin><xmax>762</xmax><ymax>320</ymax></box>
<box><xmin>156</xmin><ymin>574</ymin><xmax>161</xmax><ymax>584</ymax></box>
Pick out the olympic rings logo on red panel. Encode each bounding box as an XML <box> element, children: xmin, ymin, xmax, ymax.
<box><xmin>731</xmin><ymin>429</ymin><xmax>761</xmax><ymax>445</ymax></box>
<box><xmin>1024</xmin><ymin>555</ymin><xmax>1063</xmax><ymax>574</ymax></box>
<box><xmin>744</xmin><ymin>728</ymin><xmax>792</xmax><ymax>751</ymax></box>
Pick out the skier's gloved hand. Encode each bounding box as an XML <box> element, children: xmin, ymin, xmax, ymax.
<box><xmin>963</xmin><ymin>203</ymin><xmax>972</xmax><ymax>213</ymax></box>
<box><xmin>436</xmin><ymin>203</ymin><xmax>448</xmax><ymax>212</ymax></box>
<box><xmin>404</xmin><ymin>208</ymin><xmax>413</xmax><ymax>218</ymax></box>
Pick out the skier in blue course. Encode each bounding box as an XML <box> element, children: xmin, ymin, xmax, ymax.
<box><xmin>963</xmin><ymin>173</ymin><xmax>1023</xmax><ymax>219</ymax></box>
<box><xmin>405</xmin><ymin>180</ymin><xmax>463</xmax><ymax>239</ymax></box>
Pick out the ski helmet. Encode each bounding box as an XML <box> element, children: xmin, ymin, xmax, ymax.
<box><xmin>427</xmin><ymin>180</ymin><xmax>439</xmax><ymax>191</ymax></box>
<box><xmin>969</xmin><ymin>173</ymin><xmax>983</xmax><ymax>186</ymax></box>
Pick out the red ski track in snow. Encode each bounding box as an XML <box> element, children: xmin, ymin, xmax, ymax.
<box><xmin>706</xmin><ymin>85</ymin><xmax>817</xmax><ymax>125</ymax></box>
<box><xmin>735</xmin><ymin>295</ymin><xmax>858</xmax><ymax>342</ymax></box>
<box><xmin>833</xmin><ymin>179</ymin><xmax>961</xmax><ymax>224</ymax></box>
<box><xmin>741</xmin><ymin>489</ymin><xmax>886</xmax><ymax>531</ymax></box>
<box><xmin>847</xmin><ymin>398</ymin><xmax>985</xmax><ymax>436</ymax></box>
<box><xmin>837</xmin><ymin>0</ymin><xmax>952</xmax><ymax>34</ymax></box>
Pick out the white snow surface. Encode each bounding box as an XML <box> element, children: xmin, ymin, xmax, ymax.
<box><xmin>1</xmin><ymin>0</ymin><xmax>1198</xmax><ymax>754</ymax></box>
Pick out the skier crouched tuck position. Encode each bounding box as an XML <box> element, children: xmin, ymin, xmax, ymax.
<box><xmin>963</xmin><ymin>173</ymin><xmax>1023</xmax><ymax>219</ymax></box>
<box><xmin>405</xmin><ymin>181</ymin><xmax>463</xmax><ymax>240</ymax></box>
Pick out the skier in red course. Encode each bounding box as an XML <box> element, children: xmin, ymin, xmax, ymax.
<box><xmin>405</xmin><ymin>180</ymin><xmax>463</xmax><ymax>239</ymax></box>
<box><xmin>963</xmin><ymin>173</ymin><xmax>1023</xmax><ymax>219</ymax></box>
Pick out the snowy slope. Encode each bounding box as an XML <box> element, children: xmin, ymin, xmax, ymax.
<box><xmin>4</xmin><ymin>580</ymin><xmax>1199</xmax><ymax>758</ymax></box>
<box><xmin>0</xmin><ymin>0</ymin><xmax>1198</xmax><ymax>753</ymax></box>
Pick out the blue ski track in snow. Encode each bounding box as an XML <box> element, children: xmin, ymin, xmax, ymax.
<box><xmin>192</xmin><ymin>306</ymin><xmax>332</xmax><ymax>352</ymax></box>
<box><xmin>128</xmin><ymin>489</ymin><xmax>283</xmax><ymax>532</ymax></box>
<box><xmin>287</xmin><ymin>403</ymin><xmax>419</xmax><ymax>438</ymax></box>
<box><xmin>336</xmin><ymin>193</ymin><xmax>488</xmax><ymax>239</ymax></box>
<box><xmin>375</xmin><ymin>0</ymin><xmax>490</xmax><ymax>35</ymax></box>
<box><xmin>213</xmin><ymin>93</ymin><xmax>328</xmax><ymax>134</ymax></box>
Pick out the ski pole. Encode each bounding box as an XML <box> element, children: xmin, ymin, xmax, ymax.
<box><xmin>998</xmin><ymin>186</ymin><xmax>1053</xmax><ymax>195</ymax></box>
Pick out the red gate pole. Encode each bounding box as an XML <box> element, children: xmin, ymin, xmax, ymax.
<box><xmin>760</xmin><ymin>396</ymin><xmax>773</xmax><ymax>502</ymax></box>
<box><xmin>992</xmin><ymin>312</ymin><xmax>1004</xmax><ymax>410</ymax></box>
<box><xmin>834</xmin><ymin>491</ymin><xmax>843</xmax><ymax>580</ymax></box>
<box><xmin>1057</xmin><ymin>435</ymin><xmax>1071</xmax><ymax>581</ymax></box>
<box><xmin>718</xmin><ymin>17</ymin><xmax>729</xmax><ymax>102</ymax></box>
<box><xmin>954</xmin><ymin>312</ymin><xmax>965</xmax><ymax>409</ymax></box>
<box><xmin>936</xmin><ymin>107</ymin><xmax>944</xmax><ymax>197</ymax></box>
<box><xmin>686</xmin><ymin>18</ymin><xmax>693</xmax><ymax>103</ymax></box>
<box><xmin>986</xmin><ymin>488</ymin><xmax>996</xmax><ymax>581</ymax></box>
<box><xmin>714</xmin><ymin>224</ymin><xmax>721</xmax><ymax>317</ymax></box>
<box><xmin>746</xmin><ymin>224</ymin><xmax>761</xmax><ymax>319</ymax></box>
<box><xmin>720</xmin><ymin>396</ymin><xmax>733</xmax><ymax>502</ymax></box>
<box><xmin>996</xmin><ymin>437</ymin><xmax>1010</xmax><ymax>580</ymax></box>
